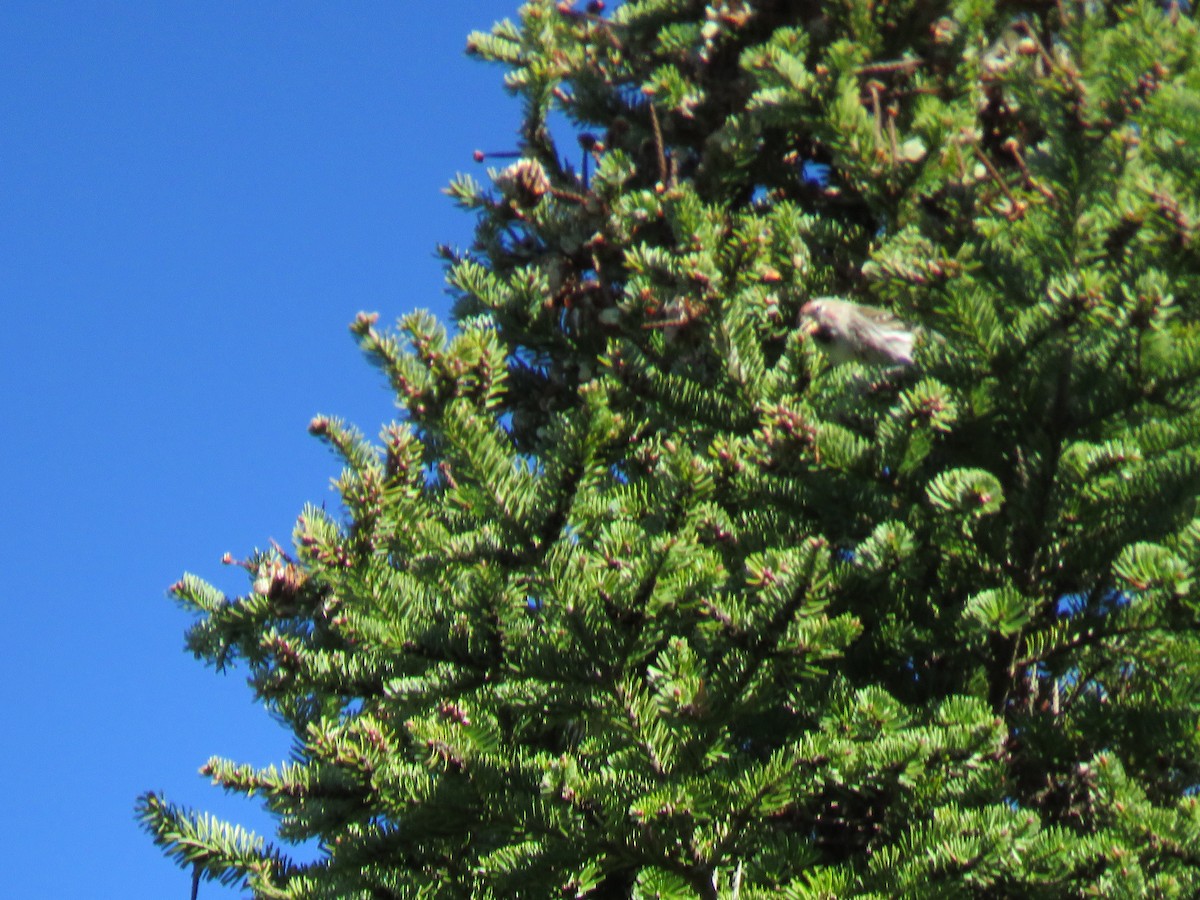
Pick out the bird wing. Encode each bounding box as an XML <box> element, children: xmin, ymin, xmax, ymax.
<box><xmin>847</xmin><ymin>312</ymin><xmax>915</xmax><ymax>366</ymax></box>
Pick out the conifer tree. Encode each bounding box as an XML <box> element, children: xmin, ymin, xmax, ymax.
<box><xmin>140</xmin><ymin>1</ymin><xmax>1200</xmax><ymax>896</ymax></box>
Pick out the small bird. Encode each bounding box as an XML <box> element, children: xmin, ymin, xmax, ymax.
<box><xmin>799</xmin><ymin>296</ymin><xmax>916</xmax><ymax>367</ymax></box>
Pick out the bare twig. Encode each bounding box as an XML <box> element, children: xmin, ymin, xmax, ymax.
<box><xmin>855</xmin><ymin>58</ymin><xmax>921</xmax><ymax>76</ymax></box>
<box><xmin>648</xmin><ymin>102</ymin><xmax>670</xmax><ymax>186</ymax></box>
<box><xmin>972</xmin><ymin>145</ymin><xmax>1026</xmax><ymax>218</ymax></box>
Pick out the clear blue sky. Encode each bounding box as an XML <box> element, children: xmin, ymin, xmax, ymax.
<box><xmin>0</xmin><ymin>3</ymin><xmax>521</xmax><ymax>896</ymax></box>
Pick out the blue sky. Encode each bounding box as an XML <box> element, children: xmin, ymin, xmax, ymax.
<box><xmin>0</xmin><ymin>3</ymin><xmax>522</xmax><ymax>896</ymax></box>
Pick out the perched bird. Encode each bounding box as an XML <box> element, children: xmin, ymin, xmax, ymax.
<box><xmin>799</xmin><ymin>296</ymin><xmax>916</xmax><ymax>367</ymax></box>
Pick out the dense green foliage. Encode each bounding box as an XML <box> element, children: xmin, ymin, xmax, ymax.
<box><xmin>140</xmin><ymin>1</ymin><xmax>1200</xmax><ymax>896</ymax></box>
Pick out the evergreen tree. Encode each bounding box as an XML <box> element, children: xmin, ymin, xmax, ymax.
<box><xmin>140</xmin><ymin>1</ymin><xmax>1200</xmax><ymax>896</ymax></box>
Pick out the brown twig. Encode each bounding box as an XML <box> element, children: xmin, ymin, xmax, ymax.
<box><xmin>867</xmin><ymin>81</ymin><xmax>886</xmax><ymax>159</ymax></box>
<box><xmin>648</xmin><ymin>102</ymin><xmax>670</xmax><ymax>186</ymax></box>
<box><xmin>548</xmin><ymin>186</ymin><xmax>591</xmax><ymax>205</ymax></box>
<box><xmin>1011</xmin><ymin>20</ymin><xmax>1077</xmax><ymax>85</ymax></box>
<box><xmin>886</xmin><ymin>102</ymin><xmax>900</xmax><ymax>164</ymax></box>
<box><xmin>855</xmin><ymin>58</ymin><xmax>922</xmax><ymax>76</ymax></box>
<box><xmin>972</xmin><ymin>145</ymin><xmax>1026</xmax><ymax>218</ymax></box>
<box><xmin>1002</xmin><ymin>137</ymin><xmax>1055</xmax><ymax>201</ymax></box>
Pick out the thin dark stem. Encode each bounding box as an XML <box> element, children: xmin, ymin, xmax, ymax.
<box><xmin>648</xmin><ymin>103</ymin><xmax>668</xmax><ymax>186</ymax></box>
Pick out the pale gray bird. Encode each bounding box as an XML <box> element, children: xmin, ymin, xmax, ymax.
<box><xmin>799</xmin><ymin>296</ymin><xmax>916</xmax><ymax>367</ymax></box>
